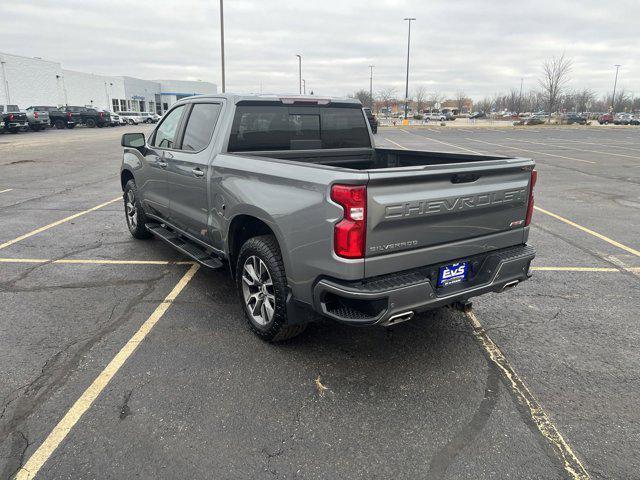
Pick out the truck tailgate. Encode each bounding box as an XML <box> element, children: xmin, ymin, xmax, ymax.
<box><xmin>365</xmin><ymin>158</ymin><xmax>534</xmax><ymax>276</ymax></box>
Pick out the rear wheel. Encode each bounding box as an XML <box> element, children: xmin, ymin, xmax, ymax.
<box><xmin>66</xmin><ymin>123</ymin><xmax>75</xmax><ymax>129</ymax></box>
<box><xmin>9</xmin><ymin>128</ymin><xmax>19</xmax><ymax>134</ymax></box>
<box><xmin>128</xmin><ymin>119</ymin><xmax>135</xmax><ymax>125</ymax></box>
<box><xmin>29</xmin><ymin>125</ymin><xmax>41</xmax><ymax>132</ymax></box>
<box><xmin>236</xmin><ymin>235</ymin><xmax>306</xmax><ymax>342</ymax></box>
<box><xmin>123</xmin><ymin>180</ymin><xmax>152</xmax><ymax>239</ymax></box>
<box><xmin>54</xmin><ymin>120</ymin><xmax>65</xmax><ymax>129</ymax></box>
<box><xmin>86</xmin><ymin>118</ymin><xmax>96</xmax><ymax>128</ymax></box>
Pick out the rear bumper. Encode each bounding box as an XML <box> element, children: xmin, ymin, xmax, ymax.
<box><xmin>312</xmin><ymin>244</ymin><xmax>535</xmax><ymax>326</ymax></box>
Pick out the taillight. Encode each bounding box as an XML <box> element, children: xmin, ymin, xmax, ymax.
<box><xmin>9</xmin><ymin>113</ymin><xmax>14</xmax><ymax>121</ymax></box>
<box><xmin>525</xmin><ymin>169</ymin><xmax>537</xmax><ymax>226</ymax></box>
<box><xmin>99</xmin><ymin>112</ymin><xmax>103</xmax><ymax>117</ymax></box>
<box><xmin>67</xmin><ymin>111</ymin><xmax>72</xmax><ymax>119</ymax></box>
<box><xmin>331</xmin><ymin>184</ymin><xmax>366</xmax><ymax>258</ymax></box>
<box><xmin>34</xmin><ymin>111</ymin><xmax>39</xmax><ymax>119</ymax></box>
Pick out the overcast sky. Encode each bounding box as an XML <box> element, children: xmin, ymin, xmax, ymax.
<box><xmin>1</xmin><ymin>0</ymin><xmax>638</xmax><ymax>100</ymax></box>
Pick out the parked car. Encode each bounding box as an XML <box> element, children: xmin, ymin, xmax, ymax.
<box><xmin>25</xmin><ymin>106</ymin><xmax>51</xmax><ymax>131</ymax></box>
<box><xmin>1</xmin><ymin>105</ymin><xmax>29</xmax><ymax>133</ymax></box>
<box><xmin>469</xmin><ymin>112</ymin><xmax>486</xmax><ymax>119</ymax></box>
<box><xmin>120</xmin><ymin>94</ymin><xmax>536</xmax><ymax>342</ymax></box>
<box><xmin>107</xmin><ymin>112</ymin><xmax>121</xmax><ymax>127</ymax></box>
<box><xmin>517</xmin><ymin>115</ymin><xmax>546</xmax><ymax>126</ymax></box>
<box><xmin>598</xmin><ymin>113</ymin><xmax>614</xmax><ymax>125</ymax></box>
<box><xmin>613</xmin><ymin>113</ymin><xmax>633</xmax><ymax>125</ymax></box>
<box><xmin>563</xmin><ymin>113</ymin><xmax>587</xmax><ymax>125</ymax></box>
<box><xmin>26</xmin><ymin>106</ymin><xmax>77</xmax><ymax>129</ymax></box>
<box><xmin>62</xmin><ymin>106</ymin><xmax>110</xmax><ymax>128</ymax></box>
<box><xmin>424</xmin><ymin>112</ymin><xmax>447</xmax><ymax>121</ymax></box>
<box><xmin>363</xmin><ymin>107</ymin><xmax>378</xmax><ymax>134</ymax></box>
<box><xmin>630</xmin><ymin>115</ymin><xmax>640</xmax><ymax>126</ymax></box>
<box><xmin>117</xmin><ymin>111</ymin><xmax>142</xmax><ymax>125</ymax></box>
<box><xmin>139</xmin><ymin>112</ymin><xmax>160</xmax><ymax>123</ymax></box>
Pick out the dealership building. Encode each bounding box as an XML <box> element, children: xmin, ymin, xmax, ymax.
<box><xmin>0</xmin><ymin>52</ymin><xmax>217</xmax><ymax>114</ymax></box>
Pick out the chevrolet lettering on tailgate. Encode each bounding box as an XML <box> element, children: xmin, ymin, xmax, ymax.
<box><xmin>384</xmin><ymin>189</ymin><xmax>527</xmax><ymax>219</ymax></box>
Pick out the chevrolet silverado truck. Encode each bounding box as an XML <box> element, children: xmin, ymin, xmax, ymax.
<box><xmin>1</xmin><ymin>105</ymin><xmax>28</xmax><ymax>133</ymax></box>
<box><xmin>120</xmin><ymin>94</ymin><xmax>536</xmax><ymax>341</ymax></box>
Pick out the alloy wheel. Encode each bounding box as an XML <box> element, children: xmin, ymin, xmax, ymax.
<box><xmin>125</xmin><ymin>189</ymin><xmax>138</xmax><ymax>230</ymax></box>
<box><xmin>241</xmin><ymin>255</ymin><xmax>275</xmax><ymax>326</ymax></box>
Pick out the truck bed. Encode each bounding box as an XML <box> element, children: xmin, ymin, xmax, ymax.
<box><xmin>243</xmin><ymin>147</ymin><xmax>509</xmax><ymax>170</ymax></box>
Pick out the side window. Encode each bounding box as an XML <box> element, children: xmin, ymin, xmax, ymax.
<box><xmin>152</xmin><ymin>105</ymin><xmax>185</xmax><ymax>149</ymax></box>
<box><xmin>181</xmin><ymin>103</ymin><xmax>222</xmax><ymax>152</ymax></box>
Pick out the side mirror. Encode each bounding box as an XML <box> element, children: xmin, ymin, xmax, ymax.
<box><xmin>121</xmin><ymin>132</ymin><xmax>145</xmax><ymax>149</ymax></box>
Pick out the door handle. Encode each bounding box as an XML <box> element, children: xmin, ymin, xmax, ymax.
<box><xmin>156</xmin><ymin>160</ymin><xmax>168</xmax><ymax>168</ymax></box>
<box><xmin>191</xmin><ymin>168</ymin><xmax>205</xmax><ymax>178</ymax></box>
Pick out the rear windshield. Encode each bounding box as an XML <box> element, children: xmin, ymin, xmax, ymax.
<box><xmin>228</xmin><ymin>104</ymin><xmax>371</xmax><ymax>152</ymax></box>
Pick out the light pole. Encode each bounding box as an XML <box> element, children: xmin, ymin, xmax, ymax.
<box><xmin>369</xmin><ymin>65</ymin><xmax>374</xmax><ymax>110</ymax></box>
<box><xmin>296</xmin><ymin>54</ymin><xmax>302</xmax><ymax>94</ymax></box>
<box><xmin>302</xmin><ymin>79</ymin><xmax>306</xmax><ymax>95</ymax></box>
<box><xmin>219</xmin><ymin>0</ymin><xmax>226</xmax><ymax>93</ymax></box>
<box><xmin>611</xmin><ymin>64</ymin><xmax>621</xmax><ymax>113</ymax></box>
<box><xmin>403</xmin><ymin>17</ymin><xmax>416</xmax><ymax>120</ymax></box>
<box><xmin>0</xmin><ymin>59</ymin><xmax>11</xmax><ymax>107</ymax></box>
<box><xmin>518</xmin><ymin>77</ymin><xmax>523</xmax><ymax>115</ymax></box>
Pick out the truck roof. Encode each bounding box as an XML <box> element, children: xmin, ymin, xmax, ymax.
<box><xmin>175</xmin><ymin>93</ymin><xmax>363</xmax><ymax>106</ymax></box>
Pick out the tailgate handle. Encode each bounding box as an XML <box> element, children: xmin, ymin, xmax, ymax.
<box><xmin>451</xmin><ymin>173</ymin><xmax>480</xmax><ymax>184</ymax></box>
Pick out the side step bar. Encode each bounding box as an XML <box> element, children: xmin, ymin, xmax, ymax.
<box><xmin>146</xmin><ymin>223</ymin><xmax>224</xmax><ymax>270</ymax></box>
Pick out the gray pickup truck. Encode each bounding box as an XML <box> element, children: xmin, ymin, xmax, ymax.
<box><xmin>120</xmin><ymin>94</ymin><xmax>536</xmax><ymax>341</ymax></box>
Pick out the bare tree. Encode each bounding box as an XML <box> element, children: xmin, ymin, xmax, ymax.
<box><xmin>429</xmin><ymin>91</ymin><xmax>445</xmax><ymax>109</ymax></box>
<box><xmin>538</xmin><ymin>53</ymin><xmax>573</xmax><ymax>122</ymax></box>
<box><xmin>413</xmin><ymin>86</ymin><xmax>427</xmax><ymax>113</ymax></box>
<box><xmin>455</xmin><ymin>90</ymin><xmax>467</xmax><ymax>113</ymax></box>
<box><xmin>351</xmin><ymin>89</ymin><xmax>372</xmax><ymax>108</ymax></box>
<box><xmin>475</xmin><ymin>96</ymin><xmax>493</xmax><ymax>114</ymax></box>
<box><xmin>377</xmin><ymin>87</ymin><xmax>397</xmax><ymax>116</ymax></box>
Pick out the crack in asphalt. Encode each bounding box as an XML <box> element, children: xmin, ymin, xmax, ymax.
<box><xmin>0</xmin><ymin>269</ymin><xmax>171</xmax><ymax>478</ymax></box>
<box><xmin>427</xmin><ymin>361</ymin><xmax>501</xmax><ymax>478</ymax></box>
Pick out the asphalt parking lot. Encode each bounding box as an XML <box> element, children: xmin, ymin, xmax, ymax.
<box><xmin>1</xmin><ymin>124</ymin><xmax>639</xmax><ymax>479</ymax></box>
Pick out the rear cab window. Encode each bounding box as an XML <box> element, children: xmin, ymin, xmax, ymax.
<box><xmin>228</xmin><ymin>103</ymin><xmax>370</xmax><ymax>152</ymax></box>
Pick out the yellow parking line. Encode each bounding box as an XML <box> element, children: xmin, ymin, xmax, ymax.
<box><xmin>466</xmin><ymin>309</ymin><xmax>590</xmax><ymax>480</ymax></box>
<box><xmin>400</xmin><ymin>129</ymin><xmax>485</xmax><ymax>154</ymax></box>
<box><xmin>0</xmin><ymin>188</ymin><xmax>13</xmax><ymax>194</ymax></box>
<box><xmin>506</xmin><ymin>137</ymin><xmax>640</xmax><ymax>161</ymax></box>
<box><xmin>0</xmin><ymin>196</ymin><xmax>121</xmax><ymax>250</ymax></box>
<box><xmin>531</xmin><ymin>266</ymin><xmax>619</xmax><ymax>272</ymax></box>
<box><xmin>0</xmin><ymin>258</ymin><xmax>194</xmax><ymax>265</ymax></box>
<box><xmin>15</xmin><ymin>263</ymin><xmax>200</xmax><ymax>480</ymax></box>
<box><xmin>384</xmin><ymin>138</ymin><xmax>408</xmax><ymax>150</ymax></box>
<box><xmin>535</xmin><ymin>206</ymin><xmax>640</xmax><ymax>258</ymax></box>
<box><xmin>466</xmin><ymin>138</ymin><xmax>596</xmax><ymax>164</ymax></box>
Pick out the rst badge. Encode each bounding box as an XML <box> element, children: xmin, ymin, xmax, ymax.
<box><xmin>438</xmin><ymin>261</ymin><xmax>469</xmax><ymax>287</ymax></box>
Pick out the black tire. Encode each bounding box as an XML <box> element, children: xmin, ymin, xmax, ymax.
<box><xmin>9</xmin><ymin>128</ymin><xmax>19</xmax><ymax>134</ymax></box>
<box><xmin>66</xmin><ymin>123</ymin><xmax>75</xmax><ymax>129</ymax></box>
<box><xmin>128</xmin><ymin>119</ymin><xmax>135</xmax><ymax>125</ymax></box>
<box><xmin>54</xmin><ymin>120</ymin><xmax>66</xmax><ymax>129</ymax></box>
<box><xmin>236</xmin><ymin>235</ymin><xmax>306</xmax><ymax>342</ymax></box>
<box><xmin>30</xmin><ymin>125</ymin><xmax>40</xmax><ymax>132</ymax></box>
<box><xmin>86</xmin><ymin>118</ymin><xmax>96</xmax><ymax>128</ymax></box>
<box><xmin>97</xmin><ymin>123</ymin><xmax>103</xmax><ymax>128</ymax></box>
<box><xmin>123</xmin><ymin>179</ymin><xmax>152</xmax><ymax>239</ymax></box>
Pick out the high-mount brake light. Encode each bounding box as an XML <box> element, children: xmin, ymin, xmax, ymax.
<box><xmin>525</xmin><ymin>169</ymin><xmax>537</xmax><ymax>226</ymax></box>
<box><xmin>279</xmin><ymin>96</ymin><xmax>331</xmax><ymax>105</ymax></box>
<box><xmin>331</xmin><ymin>184</ymin><xmax>367</xmax><ymax>258</ymax></box>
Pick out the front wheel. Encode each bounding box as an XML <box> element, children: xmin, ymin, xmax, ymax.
<box><xmin>123</xmin><ymin>180</ymin><xmax>152</xmax><ymax>239</ymax></box>
<box><xmin>236</xmin><ymin>235</ymin><xmax>306</xmax><ymax>342</ymax></box>
<box><xmin>86</xmin><ymin>118</ymin><xmax>96</xmax><ymax>128</ymax></box>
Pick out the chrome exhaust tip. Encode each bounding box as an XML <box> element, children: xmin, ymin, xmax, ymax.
<box><xmin>501</xmin><ymin>280</ymin><xmax>519</xmax><ymax>291</ymax></box>
<box><xmin>385</xmin><ymin>311</ymin><xmax>415</xmax><ymax>326</ymax></box>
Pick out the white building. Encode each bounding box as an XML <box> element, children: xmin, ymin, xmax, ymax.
<box><xmin>0</xmin><ymin>52</ymin><xmax>216</xmax><ymax>114</ymax></box>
